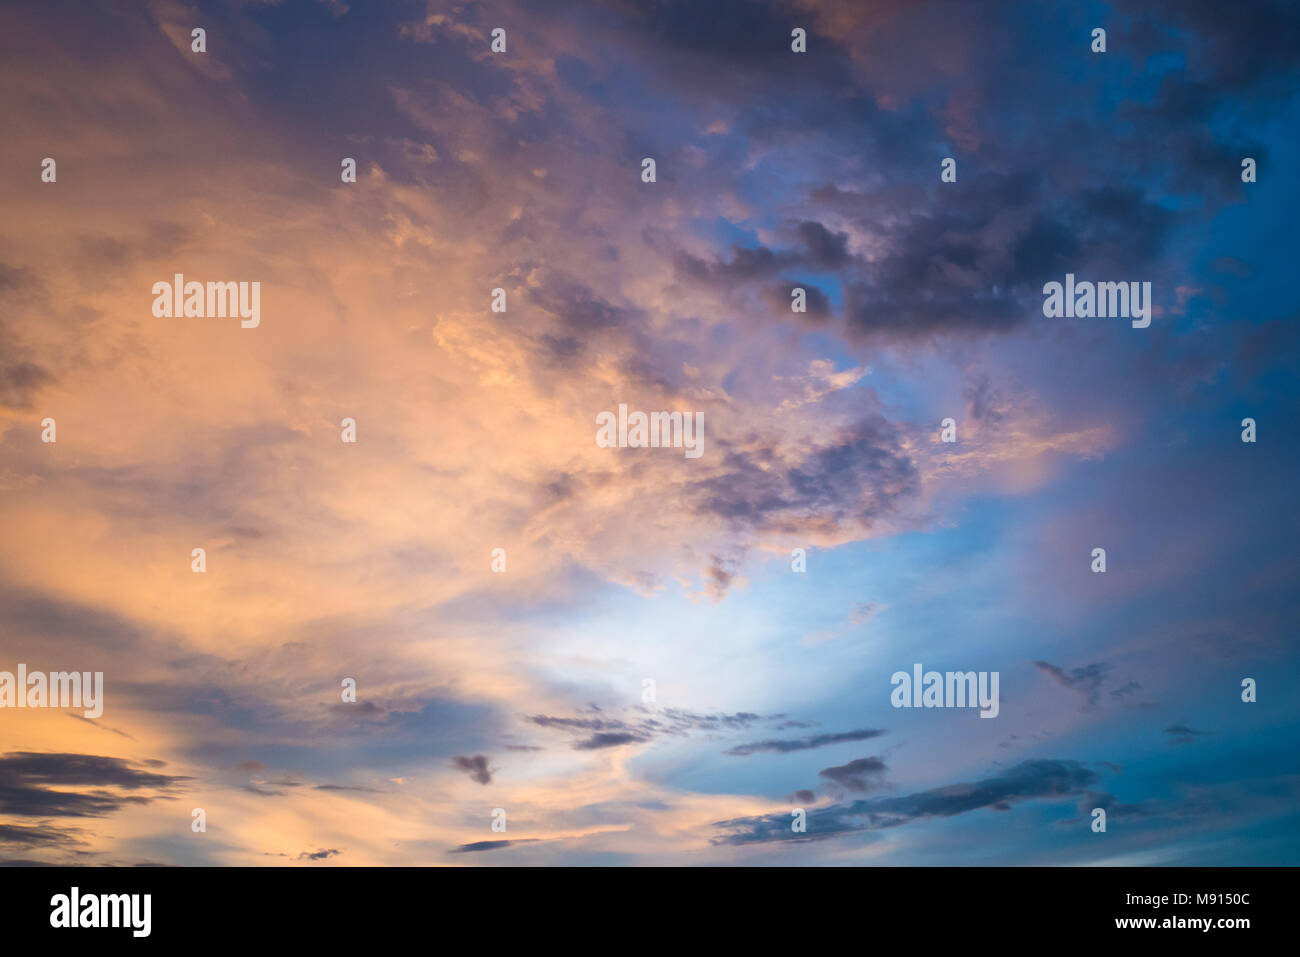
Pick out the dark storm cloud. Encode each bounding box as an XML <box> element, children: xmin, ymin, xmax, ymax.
<box><xmin>0</xmin><ymin>752</ymin><xmax>190</xmax><ymax>818</ymax></box>
<box><xmin>787</xmin><ymin>418</ymin><xmax>919</xmax><ymax>515</ymax></box>
<box><xmin>763</xmin><ymin>281</ymin><xmax>832</xmax><ymax>320</ymax></box>
<box><xmin>601</xmin><ymin>0</ymin><xmax>1276</xmax><ymax>350</ymax></box>
<box><xmin>515</xmin><ymin>0</ymin><xmax>1285</xmax><ymax>372</ymax></box>
<box><xmin>0</xmin><ymin>355</ymin><xmax>52</xmax><ymax>411</ymax></box>
<box><xmin>795</xmin><ymin>221</ymin><xmax>853</xmax><ymax>269</ymax></box>
<box><xmin>452</xmin><ymin>754</ymin><xmax>493</xmax><ymax>785</ymax></box>
<box><xmin>531</xmin><ymin>275</ymin><xmax>639</xmax><ymax>336</ymax></box>
<box><xmin>674</xmin><ymin>244</ymin><xmax>791</xmax><ymax>283</ymax></box>
<box><xmin>868</xmin><ymin>760</ymin><xmax>1095</xmax><ymax>818</ymax></box>
<box><xmin>520</xmin><ymin>276</ymin><xmax>695</xmax><ymax>395</ymax></box>
<box><xmin>588</xmin><ymin>0</ymin><xmax>864</xmax><ymax>107</ymax></box>
<box><xmin>1118</xmin><ymin>0</ymin><xmax>1300</xmax><ymax>178</ymax></box>
<box><xmin>1164</xmin><ymin>725</ymin><xmax>1214</xmax><ymax>745</ymax></box>
<box><xmin>528</xmin><ymin>708</ymin><xmax>774</xmax><ymax>751</ymax></box>
<box><xmin>690</xmin><ymin>416</ymin><xmax>920</xmax><ymax>535</ymax></box>
<box><xmin>449</xmin><ymin>840</ymin><xmax>522</xmax><ymax>854</ymax></box>
<box><xmin>1110</xmin><ymin>681</ymin><xmax>1143</xmax><ymax>702</ymax></box>
<box><xmin>1032</xmin><ymin>661</ymin><xmax>1111</xmax><ymax>710</ymax></box>
<box><xmin>0</xmin><ymin>822</ymin><xmax>87</xmax><ymax>850</ymax></box>
<box><xmin>714</xmin><ymin>759</ymin><xmax>1100</xmax><ymax>845</ymax></box>
<box><xmin>725</xmin><ymin>728</ymin><xmax>886</xmax><ymax>756</ymax></box>
<box><xmin>671</xmin><ymin>221</ymin><xmax>853</xmax><ymax>292</ymax></box>
<box><xmin>524</xmin><ymin>274</ymin><xmax>671</xmax><ymax>378</ymax></box>
<box><xmin>818</xmin><ymin>756</ymin><xmax>888</xmax><ymax>792</ymax></box>
<box><xmin>824</xmin><ymin>178</ymin><xmax>1175</xmax><ymax>342</ymax></box>
<box><xmin>298</xmin><ymin>848</ymin><xmax>340</xmax><ymax>860</ymax></box>
<box><xmin>1069</xmin><ymin>186</ymin><xmax>1176</xmax><ymax>273</ymax></box>
<box><xmin>1123</xmin><ymin>0</ymin><xmax>1300</xmax><ymax>90</ymax></box>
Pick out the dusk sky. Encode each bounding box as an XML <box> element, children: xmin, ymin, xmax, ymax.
<box><xmin>2</xmin><ymin>0</ymin><xmax>1298</xmax><ymax>866</ymax></box>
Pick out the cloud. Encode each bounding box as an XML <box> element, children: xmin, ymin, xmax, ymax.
<box><xmin>574</xmin><ymin>732</ymin><xmax>648</xmax><ymax>750</ymax></box>
<box><xmin>672</xmin><ymin>220</ymin><xmax>854</xmax><ymax>289</ymax></box>
<box><xmin>689</xmin><ymin>416</ymin><xmax>920</xmax><ymax>536</ymax></box>
<box><xmin>449</xmin><ymin>840</ymin><xmax>523</xmax><ymax>854</ymax></box>
<box><xmin>1164</xmin><ymin>725</ymin><xmax>1214</xmax><ymax>745</ymax></box>
<box><xmin>297</xmin><ymin>848</ymin><xmax>340</xmax><ymax>860</ymax></box>
<box><xmin>1110</xmin><ymin>681</ymin><xmax>1143</xmax><ymax>702</ymax></box>
<box><xmin>527</xmin><ymin>709</ymin><xmax>773</xmax><ymax>752</ymax></box>
<box><xmin>0</xmin><ymin>263</ymin><xmax>56</xmax><ymax>411</ymax></box>
<box><xmin>0</xmin><ymin>583</ymin><xmax>149</xmax><ymax>656</ymax></box>
<box><xmin>0</xmin><ymin>752</ymin><xmax>190</xmax><ymax>818</ymax></box>
<box><xmin>243</xmin><ymin>784</ymin><xmax>286</xmax><ymax>797</ymax></box>
<box><xmin>725</xmin><ymin>728</ymin><xmax>886</xmax><ymax>756</ymax></box>
<box><xmin>714</xmin><ymin>760</ymin><xmax>1101</xmax><ymax>845</ymax></box>
<box><xmin>451</xmin><ymin>754</ymin><xmax>493</xmax><ymax>785</ymax></box>
<box><xmin>763</xmin><ymin>281</ymin><xmax>832</xmax><ymax>321</ymax></box>
<box><xmin>0</xmin><ymin>822</ymin><xmax>89</xmax><ymax>851</ymax></box>
<box><xmin>818</xmin><ymin>756</ymin><xmax>888</xmax><ymax>792</ymax></box>
<box><xmin>65</xmin><ymin>714</ymin><xmax>137</xmax><ymax>741</ymax></box>
<box><xmin>1031</xmin><ymin>661</ymin><xmax>1111</xmax><ymax>710</ymax></box>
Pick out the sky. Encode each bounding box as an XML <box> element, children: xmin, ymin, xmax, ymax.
<box><xmin>1</xmin><ymin>0</ymin><xmax>1298</xmax><ymax>866</ymax></box>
